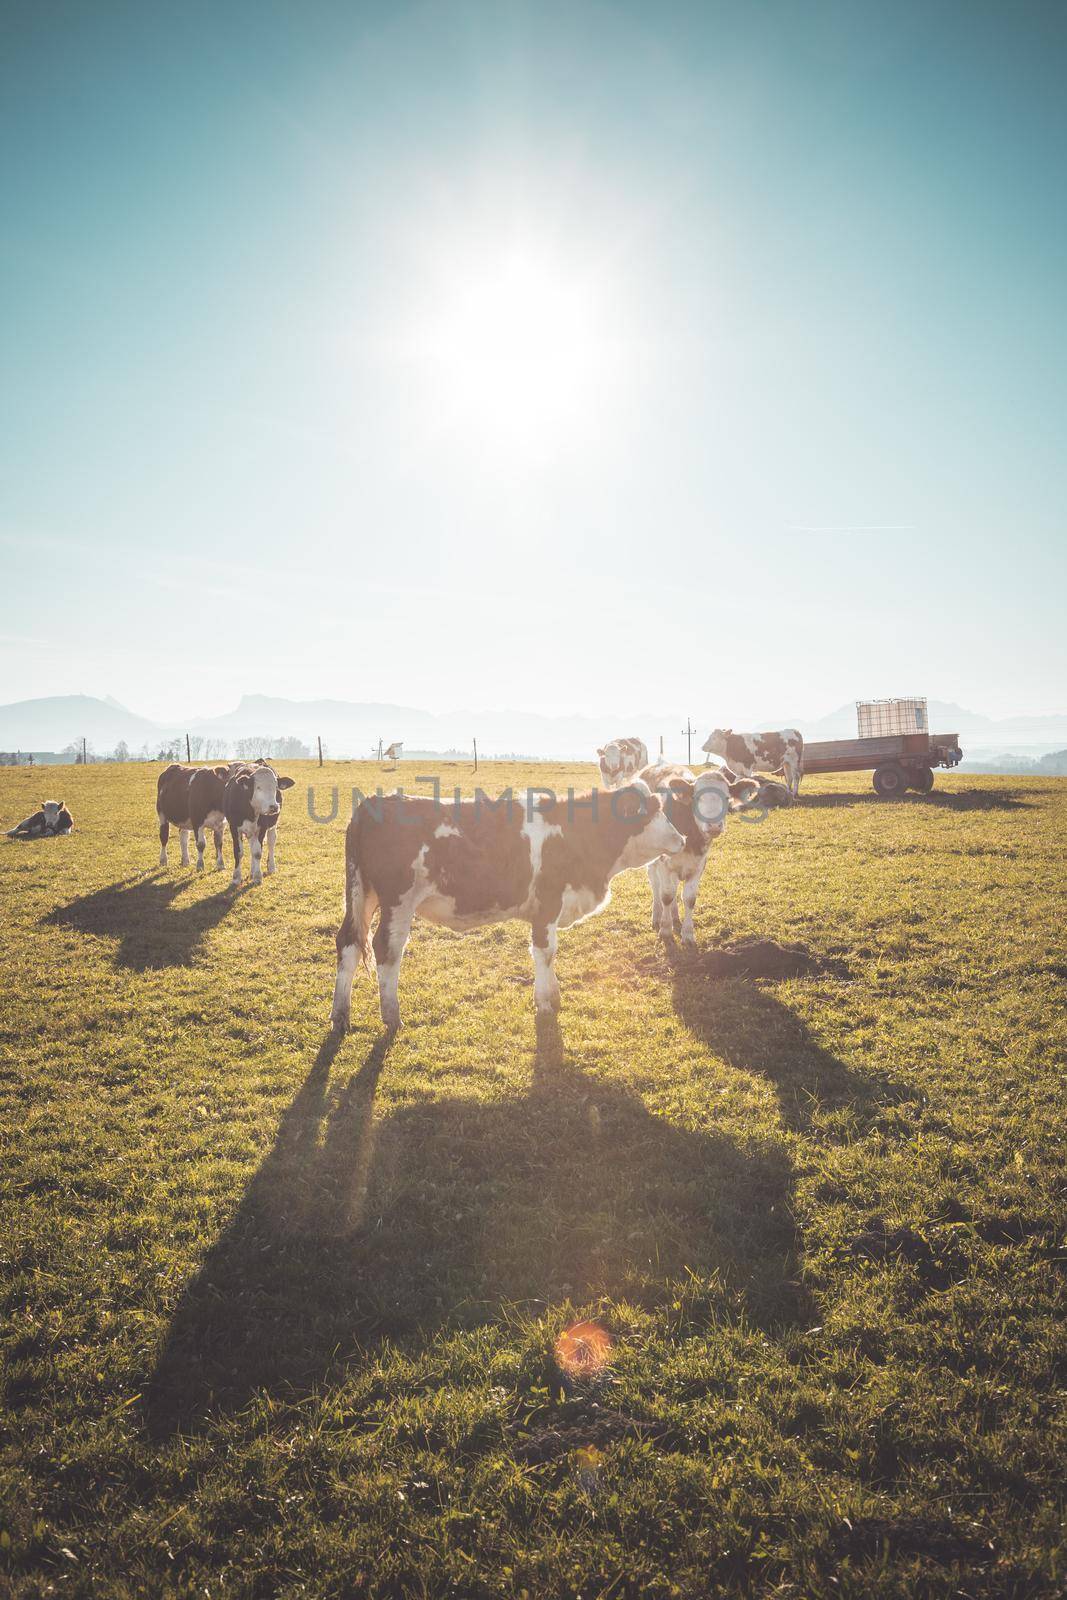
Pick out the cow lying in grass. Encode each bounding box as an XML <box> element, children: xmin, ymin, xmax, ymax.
<box><xmin>6</xmin><ymin>800</ymin><xmax>73</xmax><ymax>839</ymax></box>
<box><xmin>635</xmin><ymin>763</ymin><xmax>763</xmax><ymax>945</ymax></box>
<box><xmin>331</xmin><ymin>778</ymin><xmax>685</xmax><ymax>1031</ymax></box>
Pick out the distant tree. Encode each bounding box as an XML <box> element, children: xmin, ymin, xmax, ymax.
<box><xmin>202</xmin><ymin>738</ymin><xmax>228</xmax><ymax>759</ymax></box>
<box><xmin>187</xmin><ymin>735</ymin><xmax>205</xmax><ymax>759</ymax></box>
<box><xmin>112</xmin><ymin>740</ymin><xmax>129</xmax><ymax>763</ymax></box>
<box><xmin>270</xmin><ymin>736</ymin><xmax>310</xmax><ymax>760</ymax></box>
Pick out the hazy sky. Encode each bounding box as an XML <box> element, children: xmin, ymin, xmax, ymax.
<box><xmin>2</xmin><ymin>0</ymin><xmax>1065</xmax><ymax>723</ymax></box>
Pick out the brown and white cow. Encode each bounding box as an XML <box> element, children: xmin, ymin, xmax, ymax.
<box><xmin>6</xmin><ymin>800</ymin><xmax>73</xmax><ymax>838</ymax></box>
<box><xmin>224</xmin><ymin>763</ymin><xmax>295</xmax><ymax>886</ymax></box>
<box><xmin>331</xmin><ymin>778</ymin><xmax>685</xmax><ymax>1032</ymax></box>
<box><xmin>156</xmin><ymin>764</ymin><xmax>230</xmax><ymax>870</ymax></box>
<box><xmin>701</xmin><ymin>728</ymin><xmax>803</xmax><ymax>797</ymax></box>
<box><xmin>596</xmin><ymin>736</ymin><xmax>649</xmax><ymax>790</ymax></box>
<box><xmin>636</xmin><ymin>763</ymin><xmax>761</xmax><ymax>945</ymax></box>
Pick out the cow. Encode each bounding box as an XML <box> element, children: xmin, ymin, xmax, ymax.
<box><xmin>701</xmin><ymin>728</ymin><xmax>804</xmax><ymax>797</ymax></box>
<box><xmin>6</xmin><ymin>800</ymin><xmax>73</xmax><ymax>839</ymax></box>
<box><xmin>635</xmin><ymin>763</ymin><xmax>762</xmax><ymax>945</ymax></box>
<box><xmin>331</xmin><ymin>778</ymin><xmax>685</xmax><ymax>1032</ymax></box>
<box><xmin>156</xmin><ymin>763</ymin><xmax>232</xmax><ymax>870</ymax></box>
<box><xmin>596</xmin><ymin>737</ymin><xmax>649</xmax><ymax>790</ymax></box>
<box><xmin>224</xmin><ymin>762</ymin><xmax>295</xmax><ymax>886</ymax></box>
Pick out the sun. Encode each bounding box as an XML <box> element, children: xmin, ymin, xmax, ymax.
<box><xmin>406</xmin><ymin>243</ymin><xmax>624</xmax><ymax>455</ymax></box>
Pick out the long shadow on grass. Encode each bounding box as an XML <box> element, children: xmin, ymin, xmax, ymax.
<box><xmin>668</xmin><ymin>942</ymin><xmax>909</xmax><ymax>1135</ymax></box>
<box><xmin>42</xmin><ymin>871</ymin><xmax>239</xmax><ymax>969</ymax></box>
<box><xmin>144</xmin><ymin>1018</ymin><xmax>802</xmax><ymax>1436</ymax></box>
<box><xmin>798</xmin><ymin>789</ymin><xmax>1033</xmax><ymax>811</ymax></box>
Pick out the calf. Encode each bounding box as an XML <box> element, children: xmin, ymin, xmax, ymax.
<box><xmin>331</xmin><ymin>779</ymin><xmax>685</xmax><ymax>1031</ymax></box>
<box><xmin>156</xmin><ymin>763</ymin><xmax>231</xmax><ymax>870</ymax></box>
<box><xmin>636</xmin><ymin>763</ymin><xmax>761</xmax><ymax>945</ymax></box>
<box><xmin>6</xmin><ymin>799</ymin><xmax>73</xmax><ymax>839</ymax></box>
<box><xmin>701</xmin><ymin>727</ymin><xmax>804</xmax><ymax>797</ymax></box>
<box><xmin>596</xmin><ymin>736</ymin><xmax>648</xmax><ymax>790</ymax></box>
<box><xmin>225</xmin><ymin>763</ymin><xmax>295</xmax><ymax>886</ymax></box>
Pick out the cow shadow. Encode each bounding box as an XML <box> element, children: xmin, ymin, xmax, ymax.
<box><xmin>143</xmin><ymin>1018</ymin><xmax>803</xmax><ymax>1437</ymax></box>
<box><xmin>42</xmin><ymin>871</ymin><xmax>239</xmax><ymax>970</ymax></box>
<box><xmin>666</xmin><ymin>941</ymin><xmax>910</xmax><ymax>1135</ymax></box>
<box><xmin>798</xmin><ymin>789</ymin><xmax>1033</xmax><ymax>812</ymax></box>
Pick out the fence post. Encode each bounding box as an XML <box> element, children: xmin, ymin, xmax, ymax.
<box><xmin>318</xmin><ymin>735</ymin><xmax>323</xmax><ymax>767</ymax></box>
<box><xmin>186</xmin><ymin>732</ymin><xmax>191</xmax><ymax>763</ymax></box>
<box><xmin>473</xmin><ymin>737</ymin><xmax>478</xmax><ymax>772</ymax></box>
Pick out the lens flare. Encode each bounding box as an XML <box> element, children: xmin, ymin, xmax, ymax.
<box><xmin>554</xmin><ymin>1319</ymin><xmax>614</xmax><ymax>1377</ymax></box>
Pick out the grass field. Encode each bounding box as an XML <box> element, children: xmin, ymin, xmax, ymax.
<box><xmin>1</xmin><ymin>759</ymin><xmax>1064</xmax><ymax>1598</ymax></box>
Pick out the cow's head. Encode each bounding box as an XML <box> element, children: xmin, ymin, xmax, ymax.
<box><xmin>691</xmin><ymin>770</ymin><xmax>762</xmax><ymax>840</ymax></box>
<box><xmin>700</xmin><ymin>728</ymin><xmax>730</xmax><ymax>758</ymax></box>
<box><xmin>611</xmin><ymin>779</ymin><xmax>686</xmax><ymax>869</ymax></box>
<box><xmin>237</xmin><ymin>764</ymin><xmax>295</xmax><ymax>822</ymax></box>
<box><xmin>41</xmin><ymin>800</ymin><xmax>64</xmax><ymax>829</ymax></box>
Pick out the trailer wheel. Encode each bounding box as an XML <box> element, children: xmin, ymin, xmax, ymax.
<box><xmin>873</xmin><ymin>763</ymin><xmax>907</xmax><ymax>798</ymax></box>
<box><xmin>908</xmin><ymin>765</ymin><xmax>935</xmax><ymax>794</ymax></box>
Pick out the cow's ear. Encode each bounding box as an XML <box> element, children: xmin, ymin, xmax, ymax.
<box><xmin>615</xmin><ymin>778</ymin><xmax>653</xmax><ymax>820</ymax></box>
<box><xmin>277</xmin><ymin>776</ymin><xmax>295</xmax><ymax>790</ymax></box>
<box><xmin>56</xmin><ymin>800</ymin><xmax>64</xmax><ymax>810</ymax></box>
<box><xmin>213</xmin><ymin>765</ymin><xmax>229</xmax><ymax>779</ymax></box>
<box><xmin>727</xmin><ymin>777</ymin><xmax>762</xmax><ymax>810</ymax></box>
<box><xmin>596</xmin><ymin>747</ymin><xmax>605</xmax><ymax>758</ymax></box>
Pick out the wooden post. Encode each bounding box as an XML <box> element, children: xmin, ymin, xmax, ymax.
<box><xmin>186</xmin><ymin>732</ymin><xmax>191</xmax><ymax>763</ymax></box>
<box><xmin>317</xmin><ymin>735</ymin><xmax>323</xmax><ymax>767</ymax></box>
<box><xmin>473</xmin><ymin>737</ymin><xmax>478</xmax><ymax>772</ymax></box>
<box><xmin>82</xmin><ymin>736</ymin><xmax>87</xmax><ymax>766</ymax></box>
<box><xmin>681</xmin><ymin>719</ymin><xmax>694</xmax><ymax>766</ymax></box>
<box><xmin>659</xmin><ymin>735</ymin><xmax>664</xmax><ymax>758</ymax></box>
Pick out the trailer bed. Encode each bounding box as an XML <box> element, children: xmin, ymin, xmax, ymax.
<box><xmin>801</xmin><ymin>732</ymin><xmax>963</xmax><ymax>795</ymax></box>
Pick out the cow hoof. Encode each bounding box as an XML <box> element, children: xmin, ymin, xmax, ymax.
<box><xmin>215</xmin><ymin>860</ymin><xmax>224</xmax><ymax>871</ymax></box>
<box><xmin>681</xmin><ymin>933</ymin><xmax>697</xmax><ymax>949</ymax></box>
<box><xmin>196</xmin><ymin>861</ymin><xmax>205</xmax><ymax>874</ymax></box>
<box><xmin>230</xmin><ymin>875</ymin><xmax>242</xmax><ymax>888</ymax></box>
<box><xmin>266</xmin><ymin>862</ymin><xmax>276</xmax><ymax>875</ymax></box>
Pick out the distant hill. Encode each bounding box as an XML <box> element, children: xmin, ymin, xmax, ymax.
<box><xmin>1</xmin><ymin>692</ymin><xmax>1065</xmax><ymax>767</ymax></box>
<box><xmin>0</xmin><ymin>694</ymin><xmax>161</xmax><ymax>752</ymax></box>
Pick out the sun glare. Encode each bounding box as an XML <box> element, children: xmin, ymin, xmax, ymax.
<box><xmin>407</xmin><ymin>244</ymin><xmax>626</xmax><ymax>455</ymax></box>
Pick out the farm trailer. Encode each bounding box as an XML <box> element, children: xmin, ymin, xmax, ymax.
<box><xmin>801</xmin><ymin>731</ymin><xmax>964</xmax><ymax>796</ymax></box>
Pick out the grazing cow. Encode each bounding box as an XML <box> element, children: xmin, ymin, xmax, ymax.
<box><xmin>225</xmin><ymin>763</ymin><xmax>295</xmax><ymax>886</ymax></box>
<box><xmin>331</xmin><ymin>778</ymin><xmax>685</xmax><ymax>1031</ymax></box>
<box><xmin>636</xmin><ymin>763</ymin><xmax>762</xmax><ymax>945</ymax></box>
<box><xmin>702</xmin><ymin>728</ymin><xmax>804</xmax><ymax>797</ymax></box>
<box><xmin>596</xmin><ymin>737</ymin><xmax>649</xmax><ymax>790</ymax></box>
<box><xmin>156</xmin><ymin>763</ymin><xmax>232</xmax><ymax>870</ymax></box>
<box><xmin>6</xmin><ymin>800</ymin><xmax>73</xmax><ymax>839</ymax></box>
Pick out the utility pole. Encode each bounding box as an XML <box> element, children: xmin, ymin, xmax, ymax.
<box><xmin>186</xmin><ymin>732</ymin><xmax>191</xmax><ymax>763</ymax></box>
<box><xmin>681</xmin><ymin>718</ymin><xmax>695</xmax><ymax>766</ymax></box>
<box><xmin>473</xmin><ymin>737</ymin><xmax>478</xmax><ymax>773</ymax></box>
<box><xmin>317</xmin><ymin>735</ymin><xmax>323</xmax><ymax>768</ymax></box>
<box><xmin>82</xmin><ymin>736</ymin><xmax>87</xmax><ymax>766</ymax></box>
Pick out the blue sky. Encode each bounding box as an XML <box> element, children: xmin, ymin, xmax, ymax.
<box><xmin>2</xmin><ymin>0</ymin><xmax>1064</xmax><ymax>723</ymax></box>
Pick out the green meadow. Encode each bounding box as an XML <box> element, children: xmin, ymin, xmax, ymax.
<box><xmin>1</xmin><ymin>759</ymin><xmax>1064</xmax><ymax>1598</ymax></box>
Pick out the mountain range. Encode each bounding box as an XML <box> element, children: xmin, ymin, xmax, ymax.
<box><xmin>1</xmin><ymin>692</ymin><xmax>1066</xmax><ymax>763</ymax></box>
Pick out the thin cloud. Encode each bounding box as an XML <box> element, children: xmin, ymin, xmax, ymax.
<box><xmin>786</xmin><ymin>524</ymin><xmax>916</xmax><ymax>534</ymax></box>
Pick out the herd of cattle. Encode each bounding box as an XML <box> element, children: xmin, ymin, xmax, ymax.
<box><xmin>6</xmin><ymin>726</ymin><xmax>806</xmax><ymax>1029</ymax></box>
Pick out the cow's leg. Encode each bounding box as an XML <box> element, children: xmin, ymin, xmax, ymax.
<box><xmin>680</xmin><ymin>860</ymin><xmax>707</xmax><ymax>947</ymax></box>
<box><xmin>373</xmin><ymin>895</ymin><xmax>416</xmax><ymax>1030</ymax></box>
<box><xmin>213</xmin><ymin>826</ymin><xmax>225</xmax><ymax>869</ymax></box>
<box><xmin>179</xmin><ymin>827</ymin><xmax>191</xmax><ymax>868</ymax></box>
<box><xmin>530</xmin><ymin>920</ymin><xmax>561</xmax><ymax>1012</ymax></box>
<box><xmin>249</xmin><ymin>829</ymin><xmax>264</xmax><ymax>885</ymax></box>
<box><xmin>647</xmin><ymin>858</ymin><xmax>669</xmax><ymax>932</ymax></box>
<box><xmin>788</xmin><ymin>755</ymin><xmax>801</xmax><ymax>796</ymax></box>
<box><xmin>158</xmin><ymin>813</ymin><xmax>169</xmax><ymax>868</ymax></box>
<box><xmin>265</xmin><ymin>825</ymin><xmax>278</xmax><ymax>874</ymax></box>
<box><xmin>230</xmin><ymin>822</ymin><xmax>243</xmax><ymax>886</ymax></box>
<box><xmin>195</xmin><ymin>826</ymin><xmax>207</xmax><ymax>873</ymax></box>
